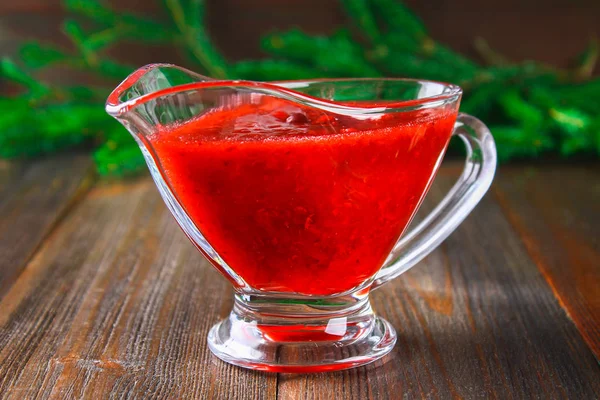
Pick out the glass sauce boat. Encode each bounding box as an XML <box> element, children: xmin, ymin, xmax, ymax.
<box><xmin>106</xmin><ymin>64</ymin><xmax>496</xmax><ymax>372</ymax></box>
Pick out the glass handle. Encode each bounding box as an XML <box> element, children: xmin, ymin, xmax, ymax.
<box><xmin>372</xmin><ymin>113</ymin><xmax>497</xmax><ymax>290</ymax></box>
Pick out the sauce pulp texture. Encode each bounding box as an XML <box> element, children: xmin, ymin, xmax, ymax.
<box><xmin>149</xmin><ymin>97</ymin><xmax>456</xmax><ymax>295</ymax></box>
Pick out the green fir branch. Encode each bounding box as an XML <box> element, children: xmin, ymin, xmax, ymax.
<box><xmin>164</xmin><ymin>0</ymin><xmax>229</xmax><ymax>78</ymax></box>
<box><xmin>0</xmin><ymin>0</ymin><xmax>598</xmax><ymax>178</ymax></box>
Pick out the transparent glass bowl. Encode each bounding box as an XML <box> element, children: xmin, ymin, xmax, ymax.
<box><xmin>107</xmin><ymin>64</ymin><xmax>496</xmax><ymax>372</ymax></box>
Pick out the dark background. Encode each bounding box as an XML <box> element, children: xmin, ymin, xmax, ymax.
<box><xmin>1</xmin><ymin>0</ymin><xmax>599</xmax><ymax>74</ymax></box>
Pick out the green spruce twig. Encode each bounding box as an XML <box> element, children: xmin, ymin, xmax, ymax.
<box><xmin>1</xmin><ymin>0</ymin><xmax>598</xmax><ymax>178</ymax></box>
<box><xmin>164</xmin><ymin>0</ymin><xmax>229</xmax><ymax>78</ymax></box>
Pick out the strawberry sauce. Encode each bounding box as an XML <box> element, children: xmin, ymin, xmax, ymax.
<box><xmin>149</xmin><ymin>96</ymin><xmax>456</xmax><ymax>295</ymax></box>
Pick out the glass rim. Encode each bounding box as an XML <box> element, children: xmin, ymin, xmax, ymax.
<box><xmin>106</xmin><ymin>63</ymin><xmax>463</xmax><ymax>117</ymax></box>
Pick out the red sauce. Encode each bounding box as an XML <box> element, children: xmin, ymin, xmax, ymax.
<box><xmin>149</xmin><ymin>96</ymin><xmax>456</xmax><ymax>295</ymax></box>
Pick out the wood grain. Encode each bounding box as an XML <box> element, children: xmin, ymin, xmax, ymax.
<box><xmin>1</xmin><ymin>158</ymin><xmax>599</xmax><ymax>399</ymax></box>
<box><xmin>0</xmin><ymin>179</ymin><xmax>276</xmax><ymax>399</ymax></box>
<box><xmin>0</xmin><ymin>155</ymin><xmax>93</xmax><ymax>299</ymax></box>
<box><xmin>494</xmin><ymin>164</ymin><xmax>600</xmax><ymax>359</ymax></box>
<box><xmin>277</xmin><ymin>172</ymin><xmax>600</xmax><ymax>399</ymax></box>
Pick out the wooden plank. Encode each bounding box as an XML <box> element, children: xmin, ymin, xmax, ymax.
<box><xmin>494</xmin><ymin>164</ymin><xmax>600</xmax><ymax>358</ymax></box>
<box><xmin>0</xmin><ymin>155</ymin><xmax>94</xmax><ymax>298</ymax></box>
<box><xmin>278</xmin><ymin>172</ymin><xmax>600</xmax><ymax>399</ymax></box>
<box><xmin>2</xmin><ymin>164</ymin><xmax>598</xmax><ymax>399</ymax></box>
<box><xmin>0</xmin><ymin>179</ymin><xmax>277</xmax><ymax>399</ymax></box>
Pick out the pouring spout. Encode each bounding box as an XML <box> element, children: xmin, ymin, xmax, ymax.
<box><xmin>106</xmin><ymin>63</ymin><xmax>216</xmax><ymax>117</ymax></box>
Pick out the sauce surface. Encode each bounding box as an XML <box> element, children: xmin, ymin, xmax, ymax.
<box><xmin>149</xmin><ymin>96</ymin><xmax>456</xmax><ymax>295</ymax></box>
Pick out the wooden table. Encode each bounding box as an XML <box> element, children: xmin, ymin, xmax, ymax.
<box><xmin>0</xmin><ymin>155</ymin><xmax>598</xmax><ymax>399</ymax></box>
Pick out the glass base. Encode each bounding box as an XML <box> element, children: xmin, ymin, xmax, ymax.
<box><xmin>207</xmin><ymin>293</ymin><xmax>396</xmax><ymax>372</ymax></box>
